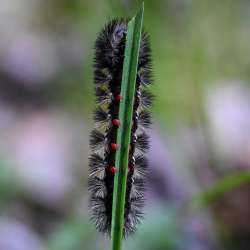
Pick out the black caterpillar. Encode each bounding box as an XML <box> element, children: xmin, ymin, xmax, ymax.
<box><xmin>89</xmin><ymin>19</ymin><xmax>153</xmax><ymax>237</ymax></box>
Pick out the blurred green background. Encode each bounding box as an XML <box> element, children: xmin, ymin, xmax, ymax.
<box><xmin>0</xmin><ymin>0</ymin><xmax>250</xmax><ymax>249</ymax></box>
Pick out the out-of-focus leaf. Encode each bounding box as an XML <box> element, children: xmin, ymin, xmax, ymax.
<box><xmin>47</xmin><ymin>217</ymin><xmax>103</xmax><ymax>250</ymax></box>
<box><xmin>192</xmin><ymin>171</ymin><xmax>250</xmax><ymax>209</ymax></box>
<box><xmin>0</xmin><ymin>160</ymin><xmax>19</xmax><ymax>204</ymax></box>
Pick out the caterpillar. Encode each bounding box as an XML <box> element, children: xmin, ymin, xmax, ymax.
<box><xmin>88</xmin><ymin>19</ymin><xmax>153</xmax><ymax>237</ymax></box>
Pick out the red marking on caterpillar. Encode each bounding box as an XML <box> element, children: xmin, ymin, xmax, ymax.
<box><xmin>110</xmin><ymin>143</ymin><xmax>119</xmax><ymax>151</ymax></box>
<box><xmin>128</xmin><ymin>165</ymin><xmax>134</xmax><ymax>174</ymax></box>
<box><xmin>115</xmin><ymin>94</ymin><xmax>123</xmax><ymax>102</ymax></box>
<box><xmin>112</xmin><ymin>119</ymin><xmax>121</xmax><ymax>127</ymax></box>
<box><xmin>89</xmin><ymin>19</ymin><xmax>153</xmax><ymax>237</ymax></box>
<box><xmin>110</xmin><ymin>166</ymin><xmax>117</xmax><ymax>174</ymax></box>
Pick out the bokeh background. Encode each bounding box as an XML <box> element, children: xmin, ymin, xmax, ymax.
<box><xmin>0</xmin><ymin>0</ymin><xmax>250</xmax><ymax>249</ymax></box>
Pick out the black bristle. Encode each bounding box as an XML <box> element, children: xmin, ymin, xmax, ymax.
<box><xmin>89</xmin><ymin>129</ymin><xmax>105</xmax><ymax>150</ymax></box>
<box><xmin>93</xmin><ymin>107</ymin><xmax>110</xmax><ymax>124</ymax></box>
<box><xmin>94</xmin><ymin>68</ymin><xmax>113</xmax><ymax>85</ymax></box>
<box><xmin>89</xmin><ymin>153</ymin><xmax>106</xmax><ymax>180</ymax></box>
<box><xmin>133</xmin><ymin>155</ymin><xmax>148</xmax><ymax>180</ymax></box>
<box><xmin>94</xmin><ymin>19</ymin><xmax>127</xmax><ymax>69</ymax></box>
<box><xmin>138</xmin><ymin>68</ymin><xmax>152</xmax><ymax>86</ymax></box>
<box><xmin>95</xmin><ymin>87</ymin><xmax>112</xmax><ymax>105</ymax></box>
<box><xmin>89</xmin><ymin>197</ymin><xmax>108</xmax><ymax>232</ymax></box>
<box><xmin>138</xmin><ymin>110</ymin><xmax>152</xmax><ymax>128</ymax></box>
<box><xmin>130</xmin><ymin>178</ymin><xmax>145</xmax><ymax>199</ymax></box>
<box><xmin>141</xmin><ymin>89</ymin><xmax>154</xmax><ymax>108</ymax></box>
<box><xmin>136</xmin><ymin>132</ymin><xmax>150</xmax><ymax>153</ymax></box>
<box><xmin>88</xmin><ymin>177</ymin><xmax>107</xmax><ymax>199</ymax></box>
<box><xmin>89</xmin><ymin>18</ymin><xmax>153</xmax><ymax>237</ymax></box>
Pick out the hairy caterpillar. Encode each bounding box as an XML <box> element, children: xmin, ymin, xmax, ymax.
<box><xmin>89</xmin><ymin>19</ymin><xmax>153</xmax><ymax>237</ymax></box>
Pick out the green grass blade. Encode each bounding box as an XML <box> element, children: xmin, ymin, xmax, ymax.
<box><xmin>191</xmin><ymin>171</ymin><xmax>250</xmax><ymax>209</ymax></box>
<box><xmin>110</xmin><ymin>3</ymin><xmax>144</xmax><ymax>250</ymax></box>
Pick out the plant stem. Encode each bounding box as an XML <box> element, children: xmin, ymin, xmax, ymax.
<box><xmin>110</xmin><ymin>3</ymin><xmax>144</xmax><ymax>250</ymax></box>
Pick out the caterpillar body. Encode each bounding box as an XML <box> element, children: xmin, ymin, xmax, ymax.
<box><xmin>89</xmin><ymin>19</ymin><xmax>153</xmax><ymax>237</ymax></box>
